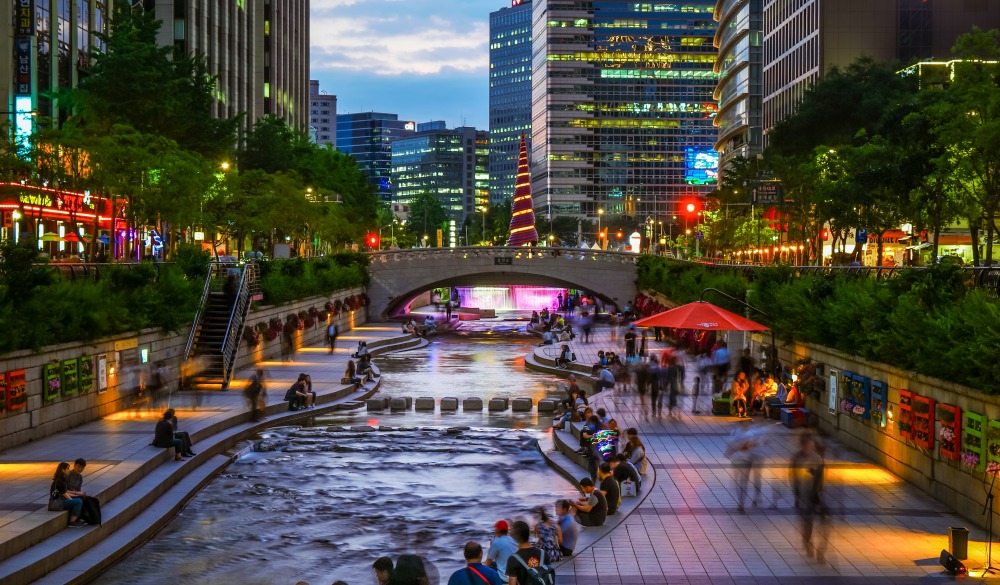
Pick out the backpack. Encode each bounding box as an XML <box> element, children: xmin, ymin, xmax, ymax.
<box><xmin>510</xmin><ymin>549</ymin><xmax>556</xmax><ymax>585</ymax></box>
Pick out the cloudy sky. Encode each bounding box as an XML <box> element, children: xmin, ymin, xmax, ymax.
<box><xmin>310</xmin><ymin>0</ymin><xmax>505</xmax><ymax>130</ymax></box>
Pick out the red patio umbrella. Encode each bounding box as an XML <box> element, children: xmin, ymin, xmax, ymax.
<box><xmin>632</xmin><ymin>300</ymin><xmax>769</xmax><ymax>331</ymax></box>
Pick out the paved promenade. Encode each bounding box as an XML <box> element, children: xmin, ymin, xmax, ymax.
<box><xmin>540</xmin><ymin>329</ymin><xmax>991</xmax><ymax>583</ymax></box>
<box><xmin>0</xmin><ymin>324</ymin><xmax>414</xmax><ymax>584</ymax></box>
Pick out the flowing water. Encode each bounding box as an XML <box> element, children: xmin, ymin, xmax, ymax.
<box><xmin>92</xmin><ymin>325</ymin><xmax>577</xmax><ymax>585</ymax></box>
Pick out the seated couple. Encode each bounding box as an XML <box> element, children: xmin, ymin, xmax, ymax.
<box><xmin>284</xmin><ymin>373</ymin><xmax>317</xmax><ymax>411</ymax></box>
<box><xmin>344</xmin><ymin>359</ymin><xmax>374</xmax><ymax>388</ymax></box>
<box><xmin>153</xmin><ymin>409</ymin><xmax>197</xmax><ymax>461</ymax></box>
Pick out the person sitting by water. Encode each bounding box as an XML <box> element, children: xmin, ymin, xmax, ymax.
<box><xmin>484</xmin><ymin>520</ymin><xmax>518</xmax><ymax>582</ymax></box>
<box><xmin>559</xmin><ymin>323</ymin><xmax>575</xmax><ymax>342</ymax></box>
<box><xmin>555</xmin><ymin>345</ymin><xmax>573</xmax><ymax>369</ymax></box>
<box><xmin>373</xmin><ymin>557</ymin><xmax>394</xmax><ymax>585</ymax></box>
<box><xmin>540</xmin><ymin>329</ymin><xmax>554</xmax><ymax>345</ymax></box>
<box><xmin>611</xmin><ymin>453</ymin><xmax>642</xmax><ymax>492</ymax></box>
<box><xmin>591</xmin><ymin>350</ymin><xmax>607</xmax><ymax>375</ymax></box>
<box><xmin>622</xmin><ymin>428</ymin><xmax>647</xmax><ymax>475</ymax></box>
<box><xmin>284</xmin><ymin>376</ymin><xmax>309</xmax><ymax>411</ymax></box>
<box><xmin>49</xmin><ymin>462</ymin><xmax>87</xmax><ymax>527</ymax></box>
<box><xmin>344</xmin><ymin>360</ymin><xmax>364</xmax><ymax>388</ymax></box>
<box><xmin>164</xmin><ymin>408</ymin><xmax>196</xmax><ymax>456</ymax></box>
<box><xmin>530</xmin><ymin>311</ymin><xmax>540</xmax><ymax>325</ymax></box>
<box><xmin>300</xmin><ymin>373</ymin><xmax>316</xmax><ymax>408</ymax></box>
<box><xmin>353</xmin><ymin>341</ymin><xmax>370</xmax><ymax>359</ymax></box>
<box><xmin>594</xmin><ymin>365</ymin><xmax>615</xmax><ymax>392</ymax></box>
<box><xmin>423</xmin><ymin>316</ymin><xmax>437</xmax><ymax>335</ymax></box>
<box><xmin>539</xmin><ymin>308</ymin><xmax>549</xmax><ymax>322</ymax></box>
<box><xmin>153</xmin><ymin>409</ymin><xmax>187</xmax><ymax>461</ymax></box>
<box><xmin>447</xmin><ymin>541</ymin><xmax>503</xmax><ymax>585</ymax></box>
<box><xmin>358</xmin><ymin>354</ymin><xmax>376</xmax><ymax>382</ymax></box>
<box><xmin>569</xmin><ymin>477</ymin><xmax>607</xmax><ymax>527</ymax></box>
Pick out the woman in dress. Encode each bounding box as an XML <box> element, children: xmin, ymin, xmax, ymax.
<box><xmin>534</xmin><ymin>507</ymin><xmax>563</xmax><ymax>562</ymax></box>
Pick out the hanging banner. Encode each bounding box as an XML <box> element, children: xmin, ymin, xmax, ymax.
<box><xmin>62</xmin><ymin>359</ymin><xmax>79</xmax><ymax>396</ymax></box>
<box><xmin>16</xmin><ymin>0</ymin><xmax>35</xmax><ymax>36</ymax></box>
<box><xmin>97</xmin><ymin>354</ymin><xmax>108</xmax><ymax>392</ymax></box>
<box><xmin>8</xmin><ymin>370</ymin><xmax>27</xmax><ymax>410</ymax></box>
<box><xmin>828</xmin><ymin>369</ymin><xmax>839</xmax><ymax>415</ymax></box>
<box><xmin>14</xmin><ymin>38</ymin><xmax>32</xmax><ymax>96</ymax></box>
<box><xmin>79</xmin><ymin>356</ymin><xmax>94</xmax><ymax>394</ymax></box>
<box><xmin>44</xmin><ymin>362</ymin><xmax>61</xmax><ymax>401</ymax></box>
<box><xmin>0</xmin><ymin>372</ymin><xmax>6</xmax><ymax>412</ymax></box>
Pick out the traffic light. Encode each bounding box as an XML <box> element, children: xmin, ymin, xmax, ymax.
<box><xmin>821</xmin><ymin>229</ymin><xmax>830</xmax><ymax>240</ymax></box>
<box><xmin>368</xmin><ymin>233</ymin><xmax>379</xmax><ymax>249</ymax></box>
<box><xmin>616</xmin><ymin>231</ymin><xmax>623</xmax><ymax>239</ymax></box>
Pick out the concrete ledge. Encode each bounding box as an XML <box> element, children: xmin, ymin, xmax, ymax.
<box><xmin>463</xmin><ymin>397</ymin><xmax>483</xmax><ymax>411</ymax></box>
<box><xmin>488</xmin><ymin>397</ymin><xmax>509</xmax><ymax>412</ymax></box>
<box><xmin>512</xmin><ymin>397</ymin><xmax>533</xmax><ymax>412</ymax></box>
<box><xmin>440</xmin><ymin>397</ymin><xmax>459</xmax><ymax>411</ymax></box>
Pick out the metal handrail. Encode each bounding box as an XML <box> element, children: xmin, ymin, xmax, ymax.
<box><xmin>219</xmin><ymin>262</ymin><xmax>258</xmax><ymax>389</ymax></box>
<box><xmin>183</xmin><ymin>263</ymin><xmax>216</xmax><ymax>360</ymax></box>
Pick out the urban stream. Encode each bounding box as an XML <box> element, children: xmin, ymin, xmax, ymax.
<box><xmin>92</xmin><ymin>323</ymin><xmax>579</xmax><ymax>585</ymax></box>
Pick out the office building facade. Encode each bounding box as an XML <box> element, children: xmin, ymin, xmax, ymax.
<box><xmin>762</xmin><ymin>0</ymin><xmax>1000</xmax><ymax>133</ymax></box>
<box><xmin>391</xmin><ymin>126</ymin><xmax>489</xmax><ymax>224</ymax></box>
<box><xmin>2</xmin><ymin>0</ymin><xmax>112</xmax><ymax>142</ymax></box>
<box><xmin>337</xmin><ymin>112</ymin><xmax>416</xmax><ymax>202</ymax></box>
<box><xmin>713</xmin><ymin>0</ymin><xmax>763</xmax><ymax>171</ymax></box>
<box><xmin>310</xmin><ymin>80</ymin><xmax>336</xmax><ymax>147</ymax></box>
<box><xmin>530</xmin><ymin>0</ymin><xmax>719</xmax><ymax>224</ymax></box>
<box><xmin>3</xmin><ymin>0</ymin><xmax>311</xmax><ymax>141</ymax></box>
<box><xmin>489</xmin><ymin>0</ymin><xmax>533</xmax><ymax>205</ymax></box>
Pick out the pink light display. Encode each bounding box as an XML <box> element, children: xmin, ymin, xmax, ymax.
<box><xmin>456</xmin><ymin>286</ymin><xmax>567</xmax><ymax>311</ymax></box>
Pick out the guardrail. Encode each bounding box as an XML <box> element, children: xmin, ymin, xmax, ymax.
<box><xmin>220</xmin><ymin>262</ymin><xmax>259</xmax><ymax>390</ymax></box>
<box><xmin>369</xmin><ymin>246</ymin><xmax>641</xmax><ymax>264</ymax></box>
<box><xmin>183</xmin><ymin>263</ymin><xmax>216</xmax><ymax>362</ymax></box>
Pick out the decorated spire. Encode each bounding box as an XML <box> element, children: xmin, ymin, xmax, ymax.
<box><xmin>507</xmin><ymin>134</ymin><xmax>538</xmax><ymax>246</ymax></box>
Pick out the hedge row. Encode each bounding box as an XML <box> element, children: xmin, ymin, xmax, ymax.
<box><xmin>637</xmin><ymin>257</ymin><xmax>1000</xmax><ymax>394</ymax></box>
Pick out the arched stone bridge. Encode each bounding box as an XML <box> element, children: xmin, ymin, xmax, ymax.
<box><xmin>366</xmin><ymin>246</ymin><xmax>639</xmax><ymax>320</ymax></box>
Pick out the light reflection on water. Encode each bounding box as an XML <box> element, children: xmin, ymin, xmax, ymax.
<box><xmin>91</xmin><ymin>331</ymin><xmax>576</xmax><ymax>585</ymax></box>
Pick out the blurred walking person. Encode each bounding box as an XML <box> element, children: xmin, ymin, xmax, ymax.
<box><xmin>725</xmin><ymin>420</ymin><xmax>762</xmax><ymax>513</ymax></box>
<box><xmin>792</xmin><ymin>432</ymin><xmax>829</xmax><ymax>561</ymax></box>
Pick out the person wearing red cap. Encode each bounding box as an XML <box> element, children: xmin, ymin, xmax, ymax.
<box><xmin>484</xmin><ymin>519</ymin><xmax>517</xmax><ymax>582</ymax></box>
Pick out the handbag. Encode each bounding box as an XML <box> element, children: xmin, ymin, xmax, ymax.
<box><xmin>621</xmin><ymin>479</ymin><xmax>637</xmax><ymax>497</ymax></box>
<box><xmin>48</xmin><ymin>490</ymin><xmax>64</xmax><ymax>511</ymax></box>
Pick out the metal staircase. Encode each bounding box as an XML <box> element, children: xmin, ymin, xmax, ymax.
<box><xmin>183</xmin><ymin>261</ymin><xmax>261</xmax><ymax>391</ymax></box>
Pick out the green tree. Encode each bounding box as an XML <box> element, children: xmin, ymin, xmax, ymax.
<box><xmin>407</xmin><ymin>192</ymin><xmax>448</xmax><ymax>244</ymax></box>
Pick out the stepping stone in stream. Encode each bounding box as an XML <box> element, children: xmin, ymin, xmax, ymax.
<box><xmin>512</xmin><ymin>397</ymin><xmax>533</xmax><ymax>412</ymax></box>
<box><xmin>488</xmin><ymin>397</ymin><xmax>509</xmax><ymax>412</ymax></box>
<box><xmin>463</xmin><ymin>397</ymin><xmax>484</xmax><ymax>411</ymax></box>
<box><xmin>415</xmin><ymin>397</ymin><xmax>435</xmax><ymax>411</ymax></box>
<box><xmin>440</xmin><ymin>397</ymin><xmax>459</xmax><ymax>411</ymax></box>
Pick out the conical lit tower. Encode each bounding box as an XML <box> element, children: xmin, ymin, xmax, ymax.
<box><xmin>507</xmin><ymin>134</ymin><xmax>538</xmax><ymax>246</ymax></box>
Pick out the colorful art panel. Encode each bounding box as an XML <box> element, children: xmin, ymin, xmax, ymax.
<box><xmin>0</xmin><ymin>372</ymin><xmax>6</xmax><ymax>412</ymax></box>
<box><xmin>8</xmin><ymin>370</ymin><xmax>27</xmax><ymax>410</ymax></box>
<box><xmin>78</xmin><ymin>356</ymin><xmax>94</xmax><ymax>394</ymax></box>
<box><xmin>61</xmin><ymin>359</ymin><xmax>79</xmax><ymax>397</ymax></box>
<box><xmin>43</xmin><ymin>362</ymin><xmax>61</xmax><ymax>401</ymax></box>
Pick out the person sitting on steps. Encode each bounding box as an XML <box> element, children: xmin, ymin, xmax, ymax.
<box><xmin>555</xmin><ymin>345</ymin><xmax>574</xmax><ymax>369</ymax></box>
<box><xmin>49</xmin><ymin>462</ymin><xmax>87</xmax><ymax>527</ymax></box>
<box><xmin>284</xmin><ymin>375</ymin><xmax>311</xmax><ymax>411</ymax></box>
<box><xmin>152</xmin><ymin>409</ymin><xmax>188</xmax><ymax>461</ymax></box>
<box><xmin>344</xmin><ymin>360</ymin><xmax>364</xmax><ymax>388</ymax></box>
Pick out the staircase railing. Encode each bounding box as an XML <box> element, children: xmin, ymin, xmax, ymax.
<box><xmin>183</xmin><ymin>263</ymin><xmax>216</xmax><ymax>361</ymax></box>
<box><xmin>219</xmin><ymin>261</ymin><xmax>259</xmax><ymax>389</ymax></box>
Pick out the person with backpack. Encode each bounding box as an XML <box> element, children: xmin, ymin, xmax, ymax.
<box><xmin>446</xmin><ymin>542</ymin><xmax>502</xmax><ymax>585</ymax></box>
<box><xmin>507</xmin><ymin>520</ymin><xmax>555</xmax><ymax>585</ymax></box>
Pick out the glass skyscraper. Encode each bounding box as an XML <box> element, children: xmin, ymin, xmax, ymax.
<box><xmin>714</xmin><ymin>0</ymin><xmax>763</xmax><ymax>172</ymax></box>
<box><xmin>530</xmin><ymin>0</ymin><xmax>719</xmax><ymax>224</ymax></box>
<box><xmin>489</xmin><ymin>0</ymin><xmax>533</xmax><ymax>205</ymax></box>
<box><xmin>336</xmin><ymin>112</ymin><xmax>416</xmax><ymax>203</ymax></box>
<box><xmin>391</xmin><ymin>126</ymin><xmax>490</xmax><ymax>224</ymax></box>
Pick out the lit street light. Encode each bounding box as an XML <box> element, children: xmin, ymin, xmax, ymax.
<box><xmin>597</xmin><ymin>208</ymin><xmax>604</xmax><ymax>243</ymax></box>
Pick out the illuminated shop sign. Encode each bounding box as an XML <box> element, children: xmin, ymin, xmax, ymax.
<box><xmin>16</xmin><ymin>0</ymin><xmax>34</xmax><ymax>36</ymax></box>
<box><xmin>14</xmin><ymin>38</ymin><xmax>32</xmax><ymax>95</ymax></box>
<box><xmin>404</xmin><ymin>122</ymin><xmax>415</xmax><ymax>131</ymax></box>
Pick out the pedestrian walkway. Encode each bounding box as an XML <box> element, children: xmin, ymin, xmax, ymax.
<box><xmin>531</xmin><ymin>328</ymin><xmax>994</xmax><ymax>583</ymax></box>
<box><xmin>0</xmin><ymin>324</ymin><xmax>418</xmax><ymax>585</ymax></box>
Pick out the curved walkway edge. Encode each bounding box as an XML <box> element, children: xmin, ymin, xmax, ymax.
<box><xmin>0</xmin><ymin>327</ymin><xmax>425</xmax><ymax>585</ymax></box>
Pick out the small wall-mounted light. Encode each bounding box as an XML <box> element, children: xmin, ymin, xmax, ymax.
<box><xmin>888</xmin><ymin>406</ymin><xmax>894</xmax><ymax>420</ymax></box>
<box><xmin>108</xmin><ymin>365</ymin><xmax>116</xmax><ymax>377</ymax></box>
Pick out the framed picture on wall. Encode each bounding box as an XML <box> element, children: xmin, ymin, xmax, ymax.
<box><xmin>828</xmin><ymin>369</ymin><xmax>839</xmax><ymax>415</ymax></box>
<box><xmin>0</xmin><ymin>372</ymin><xmax>6</xmax><ymax>412</ymax></box>
<box><xmin>97</xmin><ymin>354</ymin><xmax>108</xmax><ymax>393</ymax></box>
<box><xmin>43</xmin><ymin>362</ymin><xmax>61</xmax><ymax>401</ymax></box>
<box><xmin>8</xmin><ymin>370</ymin><xmax>27</xmax><ymax>410</ymax></box>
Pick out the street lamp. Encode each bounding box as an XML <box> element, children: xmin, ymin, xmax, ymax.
<box><xmin>597</xmin><ymin>208</ymin><xmax>604</xmax><ymax>242</ymax></box>
<box><xmin>480</xmin><ymin>206</ymin><xmax>488</xmax><ymax>245</ymax></box>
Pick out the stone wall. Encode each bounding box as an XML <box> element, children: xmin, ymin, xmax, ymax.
<box><xmin>0</xmin><ymin>287</ymin><xmax>368</xmax><ymax>452</ymax></box>
<box><xmin>766</xmin><ymin>338</ymin><xmax>1000</xmax><ymax>535</ymax></box>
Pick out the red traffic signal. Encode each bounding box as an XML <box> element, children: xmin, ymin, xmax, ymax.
<box><xmin>821</xmin><ymin>229</ymin><xmax>830</xmax><ymax>241</ymax></box>
<box><xmin>681</xmin><ymin>197</ymin><xmax>705</xmax><ymax>216</ymax></box>
<box><xmin>616</xmin><ymin>231</ymin><xmax>623</xmax><ymax>239</ymax></box>
<box><xmin>367</xmin><ymin>233</ymin><xmax>379</xmax><ymax>248</ymax></box>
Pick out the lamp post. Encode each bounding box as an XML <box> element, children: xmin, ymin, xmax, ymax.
<box><xmin>480</xmin><ymin>206</ymin><xmax>488</xmax><ymax>245</ymax></box>
<box><xmin>597</xmin><ymin>208</ymin><xmax>604</xmax><ymax>242</ymax></box>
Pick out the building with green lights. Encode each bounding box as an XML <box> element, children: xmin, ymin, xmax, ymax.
<box><xmin>489</xmin><ymin>0</ymin><xmax>533</xmax><ymax>205</ymax></box>
<box><xmin>529</xmin><ymin>0</ymin><xmax>719</xmax><ymax>225</ymax></box>
<box><xmin>391</xmin><ymin>125</ymin><xmax>489</xmax><ymax>225</ymax></box>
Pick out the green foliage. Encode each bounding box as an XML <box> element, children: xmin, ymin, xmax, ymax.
<box><xmin>173</xmin><ymin>244</ymin><xmax>212</xmax><ymax>280</ymax></box>
<box><xmin>639</xmin><ymin>259</ymin><xmax>1000</xmax><ymax>394</ymax></box>
<box><xmin>257</xmin><ymin>257</ymin><xmax>367</xmax><ymax>305</ymax></box>
<box><xmin>0</xmin><ymin>263</ymin><xmax>202</xmax><ymax>353</ymax></box>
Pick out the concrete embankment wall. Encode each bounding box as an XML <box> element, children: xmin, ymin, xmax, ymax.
<box><xmin>0</xmin><ymin>287</ymin><xmax>367</xmax><ymax>452</ymax></box>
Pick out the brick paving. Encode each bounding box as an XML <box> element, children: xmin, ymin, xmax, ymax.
<box><xmin>543</xmin><ymin>323</ymin><xmax>992</xmax><ymax>582</ymax></box>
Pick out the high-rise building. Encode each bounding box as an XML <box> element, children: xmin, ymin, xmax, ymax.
<box><xmin>713</xmin><ymin>0</ymin><xmax>763</xmax><ymax>172</ymax></box>
<box><xmin>2</xmin><ymin>0</ymin><xmax>311</xmax><ymax>140</ymax></box>
<box><xmin>148</xmin><ymin>0</ymin><xmax>310</xmax><ymax>130</ymax></box>
<box><xmin>310</xmin><ymin>80</ymin><xmax>337</xmax><ymax>147</ymax></box>
<box><xmin>489</xmin><ymin>0</ymin><xmax>533</xmax><ymax>205</ymax></box>
<box><xmin>391</xmin><ymin>126</ymin><xmax>489</xmax><ymax>224</ymax></box>
<box><xmin>762</xmin><ymin>0</ymin><xmax>1000</xmax><ymax>134</ymax></box>
<box><xmin>336</xmin><ymin>112</ymin><xmax>416</xmax><ymax>202</ymax></box>
<box><xmin>530</xmin><ymin>1</ymin><xmax>719</xmax><ymax>226</ymax></box>
<box><xmin>1</xmin><ymin>0</ymin><xmax>112</xmax><ymax>143</ymax></box>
